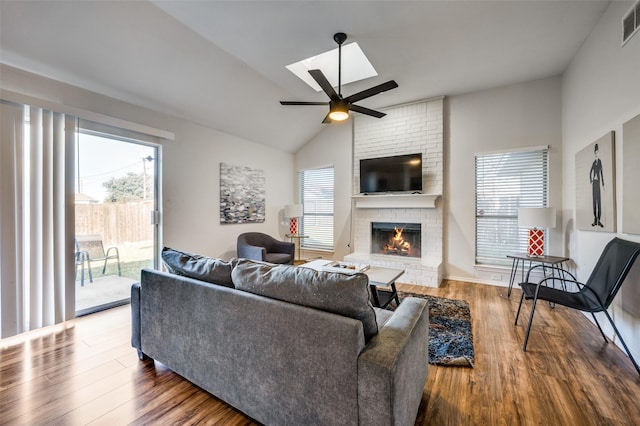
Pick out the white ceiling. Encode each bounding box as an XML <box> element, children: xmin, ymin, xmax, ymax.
<box><xmin>0</xmin><ymin>0</ymin><xmax>610</xmax><ymax>153</ymax></box>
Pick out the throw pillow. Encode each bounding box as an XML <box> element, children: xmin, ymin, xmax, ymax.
<box><xmin>231</xmin><ymin>259</ymin><xmax>378</xmax><ymax>341</ymax></box>
<box><xmin>161</xmin><ymin>247</ymin><xmax>236</xmax><ymax>288</ymax></box>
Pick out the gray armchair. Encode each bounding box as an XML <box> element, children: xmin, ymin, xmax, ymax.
<box><xmin>237</xmin><ymin>232</ymin><xmax>294</xmax><ymax>265</ymax></box>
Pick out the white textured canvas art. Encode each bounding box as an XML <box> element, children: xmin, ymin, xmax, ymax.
<box><xmin>220</xmin><ymin>163</ymin><xmax>265</xmax><ymax>224</ymax></box>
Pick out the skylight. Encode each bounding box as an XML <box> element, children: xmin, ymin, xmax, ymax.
<box><xmin>286</xmin><ymin>42</ymin><xmax>377</xmax><ymax>92</ymax></box>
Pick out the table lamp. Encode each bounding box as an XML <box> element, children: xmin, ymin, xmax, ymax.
<box><xmin>284</xmin><ymin>204</ymin><xmax>303</xmax><ymax>235</ymax></box>
<box><xmin>518</xmin><ymin>207</ymin><xmax>556</xmax><ymax>257</ymax></box>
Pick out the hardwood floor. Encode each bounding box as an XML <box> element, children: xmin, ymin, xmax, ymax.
<box><xmin>1</xmin><ymin>280</ymin><xmax>639</xmax><ymax>425</ymax></box>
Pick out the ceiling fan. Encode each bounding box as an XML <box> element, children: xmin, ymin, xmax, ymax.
<box><xmin>280</xmin><ymin>32</ymin><xmax>398</xmax><ymax>123</ymax></box>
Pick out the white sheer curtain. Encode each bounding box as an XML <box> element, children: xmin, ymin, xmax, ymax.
<box><xmin>1</xmin><ymin>100</ymin><xmax>76</xmax><ymax>338</ymax></box>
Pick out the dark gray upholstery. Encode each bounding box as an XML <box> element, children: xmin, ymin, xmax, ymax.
<box><xmin>358</xmin><ymin>298</ymin><xmax>430</xmax><ymax>426</ymax></box>
<box><xmin>131</xmin><ymin>268</ymin><xmax>429</xmax><ymax>425</ymax></box>
<box><xmin>161</xmin><ymin>246</ymin><xmax>236</xmax><ymax>287</ymax></box>
<box><xmin>130</xmin><ymin>282</ymin><xmax>141</xmax><ymax>351</ymax></box>
<box><xmin>236</xmin><ymin>232</ymin><xmax>294</xmax><ymax>264</ymax></box>
<box><xmin>232</xmin><ymin>259</ymin><xmax>378</xmax><ymax>341</ymax></box>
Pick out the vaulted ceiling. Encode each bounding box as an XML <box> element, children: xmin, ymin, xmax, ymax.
<box><xmin>0</xmin><ymin>1</ymin><xmax>610</xmax><ymax>152</ymax></box>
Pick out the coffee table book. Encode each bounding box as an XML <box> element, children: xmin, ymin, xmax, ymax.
<box><xmin>321</xmin><ymin>261</ymin><xmax>370</xmax><ymax>274</ymax></box>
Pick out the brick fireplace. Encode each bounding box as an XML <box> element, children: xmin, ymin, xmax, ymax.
<box><xmin>344</xmin><ymin>98</ymin><xmax>444</xmax><ymax>287</ymax></box>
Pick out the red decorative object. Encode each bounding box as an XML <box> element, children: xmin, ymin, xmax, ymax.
<box><xmin>289</xmin><ymin>217</ymin><xmax>298</xmax><ymax>235</ymax></box>
<box><xmin>528</xmin><ymin>229</ymin><xmax>544</xmax><ymax>256</ymax></box>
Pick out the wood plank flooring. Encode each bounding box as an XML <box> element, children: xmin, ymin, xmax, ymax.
<box><xmin>1</xmin><ymin>280</ymin><xmax>639</xmax><ymax>425</ymax></box>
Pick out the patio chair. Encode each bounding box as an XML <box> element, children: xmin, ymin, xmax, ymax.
<box><xmin>74</xmin><ymin>250</ymin><xmax>90</xmax><ymax>286</ymax></box>
<box><xmin>515</xmin><ymin>237</ymin><xmax>640</xmax><ymax>375</ymax></box>
<box><xmin>75</xmin><ymin>235</ymin><xmax>122</xmax><ymax>283</ymax></box>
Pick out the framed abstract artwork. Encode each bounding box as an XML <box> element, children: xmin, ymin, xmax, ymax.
<box><xmin>219</xmin><ymin>162</ymin><xmax>265</xmax><ymax>224</ymax></box>
<box><xmin>575</xmin><ymin>132</ymin><xmax>616</xmax><ymax>232</ymax></box>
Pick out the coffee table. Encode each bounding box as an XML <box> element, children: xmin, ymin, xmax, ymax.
<box><xmin>302</xmin><ymin>260</ymin><xmax>404</xmax><ymax>309</ymax></box>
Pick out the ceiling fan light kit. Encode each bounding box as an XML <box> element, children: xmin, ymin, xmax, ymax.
<box><xmin>280</xmin><ymin>32</ymin><xmax>398</xmax><ymax>123</ymax></box>
<box><xmin>328</xmin><ymin>100</ymin><xmax>349</xmax><ymax>121</ymax></box>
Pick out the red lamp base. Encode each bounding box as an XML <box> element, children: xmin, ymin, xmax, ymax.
<box><xmin>528</xmin><ymin>229</ymin><xmax>544</xmax><ymax>256</ymax></box>
<box><xmin>289</xmin><ymin>217</ymin><xmax>298</xmax><ymax>235</ymax></box>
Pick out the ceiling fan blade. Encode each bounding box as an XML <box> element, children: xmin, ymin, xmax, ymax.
<box><xmin>309</xmin><ymin>69</ymin><xmax>340</xmax><ymax>101</ymax></box>
<box><xmin>349</xmin><ymin>104</ymin><xmax>386</xmax><ymax>118</ymax></box>
<box><xmin>322</xmin><ymin>112</ymin><xmax>333</xmax><ymax>124</ymax></box>
<box><xmin>280</xmin><ymin>101</ymin><xmax>329</xmax><ymax>106</ymax></box>
<box><xmin>344</xmin><ymin>80</ymin><xmax>398</xmax><ymax>104</ymax></box>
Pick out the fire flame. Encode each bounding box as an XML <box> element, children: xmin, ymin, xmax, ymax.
<box><xmin>384</xmin><ymin>227</ymin><xmax>411</xmax><ymax>255</ymax></box>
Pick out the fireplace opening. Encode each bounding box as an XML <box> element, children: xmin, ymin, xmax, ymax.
<box><xmin>371</xmin><ymin>222</ymin><xmax>421</xmax><ymax>258</ymax></box>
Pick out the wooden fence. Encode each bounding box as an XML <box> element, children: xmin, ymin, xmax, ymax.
<box><xmin>75</xmin><ymin>200</ymin><xmax>154</xmax><ymax>247</ymax></box>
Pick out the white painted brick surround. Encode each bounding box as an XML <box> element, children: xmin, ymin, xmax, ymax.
<box><xmin>346</xmin><ymin>98</ymin><xmax>444</xmax><ymax>287</ymax></box>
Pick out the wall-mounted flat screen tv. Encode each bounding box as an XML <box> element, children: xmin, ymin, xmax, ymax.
<box><xmin>359</xmin><ymin>153</ymin><xmax>422</xmax><ymax>194</ymax></box>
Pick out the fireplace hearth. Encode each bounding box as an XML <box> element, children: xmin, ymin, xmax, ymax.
<box><xmin>371</xmin><ymin>222</ymin><xmax>421</xmax><ymax>258</ymax></box>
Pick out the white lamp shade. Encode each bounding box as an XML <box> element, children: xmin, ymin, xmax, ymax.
<box><xmin>518</xmin><ymin>207</ymin><xmax>556</xmax><ymax>229</ymax></box>
<box><xmin>284</xmin><ymin>204</ymin><xmax>303</xmax><ymax>218</ymax></box>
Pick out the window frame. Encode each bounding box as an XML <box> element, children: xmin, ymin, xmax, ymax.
<box><xmin>299</xmin><ymin>166</ymin><xmax>335</xmax><ymax>251</ymax></box>
<box><xmin>475</xmin><ymin>146</ymin><xmax>550</xmax><ymax>266</ymax></box>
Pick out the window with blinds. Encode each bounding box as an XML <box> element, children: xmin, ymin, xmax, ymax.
<box><xmin>475</xmin><ymin>147</ymin><xmax>549</xmax><ymax>266</ymax></box>
<box><xmin>300</xmin><ymin>167</ymin><xmax>334</xmax><ymax>251</ymax></box>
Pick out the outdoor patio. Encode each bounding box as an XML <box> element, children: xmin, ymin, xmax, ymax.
<box><xmin>76</xmin><ymin>275</ymin><xmax>137</xmax><ymax>312</ymax></box>
<box><xmin>75</xmin><ymin>241</ymin><xmax>153</xmax><ymax>312</ymax></box>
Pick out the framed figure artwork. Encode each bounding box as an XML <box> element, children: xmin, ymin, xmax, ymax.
<box><xmin>575</xmin><ymin>132</ymin><xmax>616</xmax><ymax>232</ymax></box>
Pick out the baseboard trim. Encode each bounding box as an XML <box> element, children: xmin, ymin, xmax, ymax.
<box><xmin>445</xmin><ymin>274</ymin><xmax>508</xmax><ymax>288</ymax></box>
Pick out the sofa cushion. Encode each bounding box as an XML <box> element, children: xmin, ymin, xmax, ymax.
<box><xmin>374</xmin><ymin>307</ymin><xmax>394</xmax><ymax>330</ymax></box>
<box><xmin>161</xmin><ymin>247</ymin><xmax>236</xmax><ymax>288</ymax></box>
<box><xmin>231</xmin><ymin>259</ymin><xmax>378</xmax><ymax>341</ymax></box>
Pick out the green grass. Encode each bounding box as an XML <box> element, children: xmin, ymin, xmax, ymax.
<box><xmin>76</xmin><ymin>259</ymin><xmax>153</xmax><ymax>282</ymax></box>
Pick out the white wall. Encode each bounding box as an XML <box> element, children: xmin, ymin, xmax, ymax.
<box><xmin>447</xmin><ymin>76</ymin><xmax>563</xmax><ymax>284</ymax></box>
<box><xmin>0</xmin><ymin>64</ymin><xmax>295</xmax><ymax>260</ymax></box>
<box><xmin>294</xmin><ymin>121</ymin><xmax>353</xmax><ymax>260</ymax></box>
<box><xmin>161</xmin><ymin>120</ymin><xmax>294</xmax><ymax>259</ymax></box>
<box><xmin>561</xmin><ymin>1</ymin><xmax>640</xmax><ymax>361</ymax></box>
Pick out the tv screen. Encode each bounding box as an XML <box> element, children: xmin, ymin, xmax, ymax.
<box><xmin>359</xmin><ymin>153</ymin><xmax>422</xmax><ymax>194</ymax></box>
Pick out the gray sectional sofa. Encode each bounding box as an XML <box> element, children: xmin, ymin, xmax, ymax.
<box><xmin>131</xmin><ymin>250</ymin><xmax>429</xmax><ymax>425</ymax></box>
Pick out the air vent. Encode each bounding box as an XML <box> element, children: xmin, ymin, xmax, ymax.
<box><xmin>622</xmin><ymin>0</ymin><xmax>640</xmax><ymax>45</ymax></box>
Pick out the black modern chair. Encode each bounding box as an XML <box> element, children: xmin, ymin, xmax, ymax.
<box><xmin>515</xmin><ymin>237</ymin><xmax>640</xmax><ymax>375</ymax></box>
<box><xmin>237</xmin><ymin>232</ymin><xmax>295</xmax><ymax>265</ymax></box>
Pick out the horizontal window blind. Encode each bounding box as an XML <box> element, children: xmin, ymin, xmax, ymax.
<box><xmin>475</xmin><ymin>148</ymin><xmax>548</xmax><ymax>265</ymax></box>
<box><xmin>300</xmin><ymin>167</ymin><xmax>334</xmax><ymax>251</ymax></box>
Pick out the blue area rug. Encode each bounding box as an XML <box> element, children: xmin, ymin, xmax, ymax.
<box><xmin>398</xmin><ymin>291</ymin><xmax>474</xmax><ymax>367</ymax></box>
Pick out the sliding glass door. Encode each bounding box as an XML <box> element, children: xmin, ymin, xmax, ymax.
<box><xmin>74</xmin><ymin>131</ymin><xmax>158</xmax><ymax>314</ymax></box>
